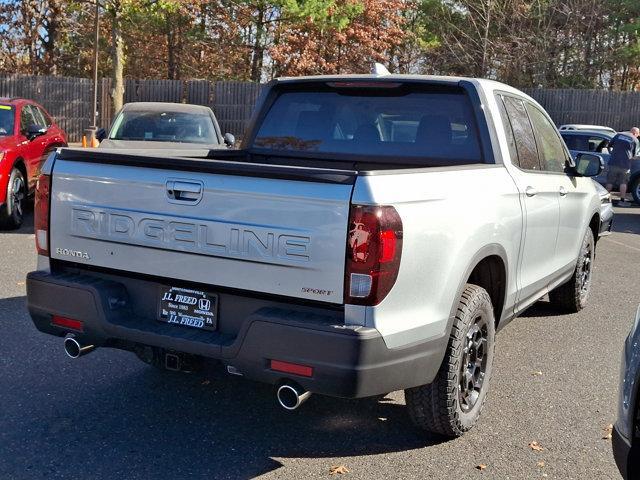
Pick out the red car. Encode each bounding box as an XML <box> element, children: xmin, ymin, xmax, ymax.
<box><xmin>0</xmin><ymin>98</ymin><xmax>67</xmax><ymax>228</ymax></box>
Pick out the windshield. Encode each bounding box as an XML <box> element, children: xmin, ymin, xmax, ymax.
<box><xmin>109</xmin><ymin>109</ymin><xmax>219</xmax><ymax>144</ymax></box>
<box><xmin>253</xmin><ymin>85</ymin><xmax>483</xmax><ymax>164</ymax></box>
<box><xmin>0</xmin><ymin>105</ymin><xmax>14</xmax><ymax>136</ymax></box>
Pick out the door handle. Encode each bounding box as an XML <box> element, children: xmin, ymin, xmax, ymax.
<box><xmin>559</xmin><ymin>186</ymin><xmax>567</xmax><ymax>196</ymax></box>
<box><xmin>166</xmin><ymin>180</ymin><xmax>203</xmax><ymax>204</ymax></box>
<box><xmin>525</xmin><ymin>186</ymin><xmax>537</xmax><ymax>197</ymax></box>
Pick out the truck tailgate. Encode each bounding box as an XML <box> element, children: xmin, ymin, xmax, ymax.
<box><xmin>49</xmin><ymin>152</ymin><xmax>355</xmax><ymax>304</ymax></box>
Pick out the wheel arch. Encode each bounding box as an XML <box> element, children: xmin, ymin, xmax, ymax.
<box><xmin>588</xmin><ymin>211</ymin><xmax>600</xmax><ymax>246</ymax></box>
<box><xmin>12</xmin><ymin>157</ymin><xmax>27</xmax><ymax>183</ymax></box>
<box><xmin>448</xmin><ymin>244</ymin><xmax>509</xmax><ymax>331</ymax></box>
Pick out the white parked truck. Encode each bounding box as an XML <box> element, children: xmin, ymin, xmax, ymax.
<box><xmin>27</xmin><ymin>75</ymin><xmax>603</xmax><ymax>437</ymax></box>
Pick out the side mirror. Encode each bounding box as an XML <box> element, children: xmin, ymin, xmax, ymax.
<box><xmin>223</xmin><ymin>133</ymin><xmax>235</xmax><ymax>147</ymax></box>
<box><xmin>96</xmin><ymin>128</ymin><xmax>107</xmax><ymax>142</ymax></box>
<box><xmin>569</xmin><ymin>153</ymin><xmax>604</xmax><ymax>177</ymax></box>
<box><xmin>26</xmin><ymin>124</ymin><xmax>47</xmax><ymax>141</ymax></box>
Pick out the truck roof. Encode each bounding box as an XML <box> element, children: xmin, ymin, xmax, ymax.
<box><xmin>121</xmin><ymin>102</ymin><xmax>213</xmax><ymax>114</ymax></box>
<box><xmin>270</xmin><ymin>74</ymin><xmax>539</xmax><ymax>108</ymax></box>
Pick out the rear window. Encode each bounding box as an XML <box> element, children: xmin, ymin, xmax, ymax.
<box><xmin>109</xmin><ymin>110</ymin><xmax>219</xmax><ymax>144</ymax></box>
<box><xmin>0</xmin><ymin>105</ymin><xmax>14</xmax><ymax>136</ymax></box>
<box><xmin>252</xmin><ymin>84</ymin><xmax>483</xmax><ymax>165</ymax></box>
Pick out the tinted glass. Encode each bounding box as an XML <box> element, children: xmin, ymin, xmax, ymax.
<box><xmin>562</xmin><ymin>134</ymin><xmax>609</xmax><ymax>153</ymax></box>
<box><xmin>503</xmin><ymin>96</ymin><xmax>540</xmax><ymax>171</ymax></box>
<box><xmin>253</xmin><ymin>88</ymin><xmax>483</xmax><ymax>164</ymax></box>
<box><xmin>0</xmin><ymin>105</ymin><xmax>14</xmax><ymax>135</ymax></box>
<box><xmin>561</xmin><ymin>134</ymin><xmax>588</xmax><ymax>151</ymax></box>
<box><xmin>526</xmin><ymin>104</ymin><xmax>566</xmax><ymax>173</ymax></box>
<box><xmin>30</xmin><ymin>105</ymin><xmax>47</xmax><ymax>127</ymax></box>
<box><xmin>495</xmin><ymin>95</ymin><xmax>519</xmax><ymax>164</ymax></box>
<box><xmin>109</xmin><ymin>110</ymin><xmax>219</xmax><ymax>144</ymax></box>
<box><xmin>20</xmin><ymin>105</ymin><xmax>37</xmax><ymax>132</ymax></box>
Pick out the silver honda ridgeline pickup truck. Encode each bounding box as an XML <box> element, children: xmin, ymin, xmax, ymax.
<box><xmin>27</xmin><ymin>75</ymin><xmax>603</xmax><ymax>438</ymax></box>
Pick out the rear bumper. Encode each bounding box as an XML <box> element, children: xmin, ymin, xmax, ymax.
<box><xmin>26</xmin><ymin>269</ymin><xmax>446</xmax><ymax>398</ymax></box>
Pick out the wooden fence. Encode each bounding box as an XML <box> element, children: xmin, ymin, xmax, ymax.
<box><xmin>523</xmin><ymin>88</ymin><xmax>640</xmax><ymax>132</ymax></box>
<box><xmin>1</xmin><ymin>74</ymin><xmax>639</xmax><ymax>142</ymax></box>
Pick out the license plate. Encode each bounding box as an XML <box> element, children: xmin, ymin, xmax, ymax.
<box><xmin>158</xmin><ymin>286</ymin><xmax>217</xmax><ymax>331</ymax></box>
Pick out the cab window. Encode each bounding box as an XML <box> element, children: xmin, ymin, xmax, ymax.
<box><xmin>526</xmin><ymin>104</ymin><xmax>567</xmax><ymax>173</ymax></box>
<box><xmin>20</xmin><ymin>105</ymin><xmax>37</xmax><ymax>133</ymax></box>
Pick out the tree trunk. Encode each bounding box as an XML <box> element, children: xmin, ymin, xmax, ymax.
<box><xmin>43</xmin><ymin>0</ymin><xmax>62</xmax><ymax>74</ymax></box>
<box><xmin>110</xmin><ymin>4</ymin><xmax>125</xmax><ymax>113</ymax></box>
<box><xmin>250</xmin><ymin>7</ymin><xmax>265</xmax><ymax>82</ymax></box>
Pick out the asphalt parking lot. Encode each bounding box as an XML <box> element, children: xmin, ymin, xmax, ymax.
<box><xmin>1</xmin><ymin>207</ymin><xmax>639</xmax><ymax>480</ymax></box>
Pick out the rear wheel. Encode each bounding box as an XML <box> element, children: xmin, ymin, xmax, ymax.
<box><xmin>405</xmin><ymin>284</ymin><xmax>495</xmax><ymax>437</ymax></box>
<box><xmin>549</xmin><ymin>228</ymin><xmax>594</xmax><ymax>313</ymax></box>
<box><xmin>0</xmin><ymin>167</ymin><xmax>26</xmax><ymax>229</ymax></box>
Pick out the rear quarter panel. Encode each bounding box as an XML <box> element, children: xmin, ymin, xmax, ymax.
<box><xmin>349</xmin><ymin>165</ymin><xmax>522</xmax><ymax>348</ymax></box>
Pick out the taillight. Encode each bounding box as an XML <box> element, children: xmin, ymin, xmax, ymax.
<box><xmin>34</xmin><ymin>173</ymin><xmax>50</xmax><ymax>256</ymax></box>
<box><xmin>344</xmin><ymin>205</ymin><xmax>403</xmax><ymax>306</ymax></box>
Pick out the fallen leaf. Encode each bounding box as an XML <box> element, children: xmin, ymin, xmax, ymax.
<box><xmin>476</xmin><ymin>464</ymin><xmax>487</xmax><ymax>471</ymax></box>
<box><xmin>329</xmin><ymin>465</ymin><xmax>349</xmax><ymax>475</ymax></box>
<box><xmin>537</xmin><ymin>461</ymin><xmax>545</xmax><ymax>467</ymax></box>
<box><xmin>531</xmin><ymin>371</ymin><xmax>543</xmax><ymax>376</ymax></box>
<box><xmin>16</xmin><ymin>281</ymin><xmax>25</xmax><ymax>286</ymax></box>
<box><xmin>528</xmin><ymin>441</ymin><xmax>544</xmax><ymax>452</ymax></box>
<box><xmin>201</xmin><ymin>380</ymin><xmax>211</xmax><ymax>386</ymax></box>
<box><xmin>602</xmin><ymin>424</ymin><xmax>613</xmax><ymax>440</ymax></box>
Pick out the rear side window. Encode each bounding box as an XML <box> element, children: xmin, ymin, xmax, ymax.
<box><xmin>562</xmin><ymin>134</ymin><xmax>609</xmax><ymax>153</ymax></box>
<box><xmin>252</xmin><ymin>85</ymin><xmax>484</xmax><ymax>165</ymax></box>
<box><xmin>502</xmin><ymin>96</ymin><xmax>540</xmax><ymax>171</ymax></box>
<box><xmin>526</xmin><ymin>104</ymin><xmax>567</xmax><ymax>173</ymax></box>
<box><xmin>495</xmin><ymin>96</ymin><xmax>519</xmax><ymax>165</ymax></box>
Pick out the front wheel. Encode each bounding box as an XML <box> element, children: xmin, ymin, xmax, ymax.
<box><xmin>405</xmin><ymin>284</ymin><xmax>495</xmax><ymax>438</ymax></box>
<box><xmin>0</xmin><ymin>167</ymin><xmax>26</xmax><ymax>229</ymax></box>
<box><xmin>549</xmin><ymin>228</ymin><xmax>595</xmax><ymax>313</ymax></box>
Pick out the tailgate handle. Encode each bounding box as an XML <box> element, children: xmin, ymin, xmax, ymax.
<box><xmin>166</xmin><ymin>180</ymin><xmax>203</xmax><ymax>204</ymax></box>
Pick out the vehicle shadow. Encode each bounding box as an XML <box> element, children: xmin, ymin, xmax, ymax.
<box><xmin>519</xmin><ymin>299</ymin><xmax>566</xmax><ymax>318</ymax></box>
<box><xmin>0</xmin><ymin>207</ymin><xmax>34</xmax><ymax>235</ymax></box>
<box><xmin>0</xmin><ymin>295</ymin><xmax>443</xmax><ymax>479</ymax></box>
<box><xmin>612</xmin><ymin>209</ymin><xmax>640</xmax><ymax>235</ymax></box>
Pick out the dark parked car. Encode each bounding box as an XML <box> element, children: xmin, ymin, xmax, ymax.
<box><xmin>561</xmin><ymin>130</ymin><xmax>640</xmax><ymax>204</ymax></box>
<box><xmin>98</xmin><ymin>102</ymin><xmax>234</xmax><ymax>152</ymax></box>
<box><xmin>0</xmin><ymin>98</ymin><xmax>67</xmax><ymax>228</ymax></box>
<box><xmin>613</xmin><ymin>305</ymin><xmax>640</xmax><ymax>479</ymax></box>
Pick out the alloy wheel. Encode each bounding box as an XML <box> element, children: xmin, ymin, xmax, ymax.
<box><xmin>459</xmin><ymin>315</ymin><xmax>489</xmax><ymax>412</ymax></box>
<box><xmin>10</xmin><ymin>174</ymin><xmax>25</xmax><ymax>218</ymax></box>
<box><xmin>579</xmin><ymin>242</ymin><xmax>592</xmax><ymax>295</ymax></box>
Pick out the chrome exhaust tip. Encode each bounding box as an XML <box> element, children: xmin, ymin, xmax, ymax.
<box><xmin>276</xmin><ymin>383</ymin><xmax>311</xmax><ymax>411</ymax></box>
<box><xmin>64</xmin><ymin>335</ymin><xmax>95</xmax><ymax>359</ymax></box>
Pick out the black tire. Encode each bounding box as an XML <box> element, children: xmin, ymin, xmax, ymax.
<box><xmin>405</xmin><ymin>284</ymin><xmax>496</xmax><ymax>438</ymax></box>
<box><xmin>549</xmin><ymin>228</ymin><xmax>594</xmax><ymax>313</ymax></box>
<box><xmin>630</xmin><ymin>176</ymin><xmax>640</xmax><ymax>205</ymax></box>
<box><xmin>0</xmin><ymin>167</ymin><xmax>26</xmax><ymax>229</ymax></box>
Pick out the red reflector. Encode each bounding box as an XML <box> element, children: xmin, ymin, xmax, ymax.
<box><xmin>379</xmin><ymin>230</ymin><xmax>397</xmax><ymax>263</ymax></box>
<box><xmin>270</xmin><ymin>360</ymin><xmax>313</xmax><ymax>377</ymax></box>
<box><xmin>51</xmin><ymin>315</ymin><xmax>83</xmax><ymax>332</ymax></box>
